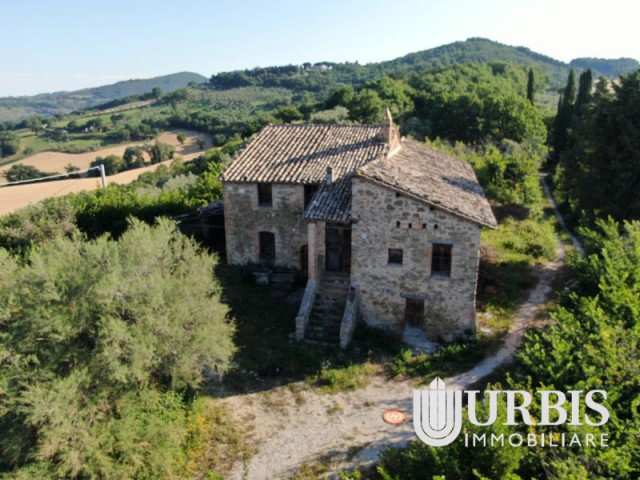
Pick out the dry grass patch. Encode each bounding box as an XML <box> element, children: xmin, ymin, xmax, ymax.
<box><xmin>183</xmin><ymin>398</ymin><xmax>254</xmax><ymax>480</ymax></box>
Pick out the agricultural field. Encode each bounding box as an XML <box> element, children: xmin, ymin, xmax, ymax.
<box><xmin>0</xmin><ymin>130</ymin><xmax>207</xmax><ymax>215</ymax></box>
<box><xmin>0</xmin><ymin>154</ymin><xmax>196</xmax><ymax>216</ymax></box>
<box><xmin>0</xmin><ymin>130</ymin><xmax>204</xmax><ymax>180</ymax></box>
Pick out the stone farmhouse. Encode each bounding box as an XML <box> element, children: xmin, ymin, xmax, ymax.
<box><xmin>220</xmin><ymin>111</ymin><xmax>497</xmax><ymax>348</ymax></box>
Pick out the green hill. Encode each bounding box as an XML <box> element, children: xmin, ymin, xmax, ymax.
<box><xmin>569</xmin><ymin>57</ymin><xmax>640</xmax><ymax>77</ymax></box>
<box><xmin>378</xmin><ymin>37</ymin><xmax>570</xmax><ymax>86</ymax></box>
<box><xmin>208</xmin><ymin>38</ymin><xmax>639</xmax><ymax>95</ymax></box>
<box><xmin>0</xmin><ymin>72</ymin><xmax>206</xmax><ymax>122</ymax></box>
<box><xmin>3</xmin><ymin>38</ymin><xmax>638</xmax><ymax>124</ymax></box>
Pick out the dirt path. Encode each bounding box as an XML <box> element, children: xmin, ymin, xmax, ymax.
<box><xmin>223</xmin><ymin>197</ymin><xmax>569</xmax><ymax>479</ymax></box>
<box><xmin>540</xmin><ymin>175</ymin><xmax>585</xmax><ymax>257</ymax></box>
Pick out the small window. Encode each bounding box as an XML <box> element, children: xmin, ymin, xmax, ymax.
<box><xmin>405</xmin><ymin>298</ymin><xmax>425</xmax><ymax>327</ymax></box>
<box><xmin>259</xmin><ymin>231</ymin><xmax>275</xmax><ymax>264</ymax></box>
<box><xmin>431</xmin><ymin>243</ymin><xmax>452</xmax><ymax>277</ymax></box>
<box><xmin>257</xmin><ymin>183</ymin><xmax>272</xmax><ymax>207</ymax></box>
<box><xmin>304</xmin><ymin>184</ymin><xmax>319</xmax><ymax>209</ymax></box>
<box><xmin>396</xmin><ymin>221</ymin><xmax>401</xmax><ymax>228</ymax></box>
<box><xmin>388</xmin><ymin>248</ymin><xmax>403</xmax><ymax>265</ymax></box>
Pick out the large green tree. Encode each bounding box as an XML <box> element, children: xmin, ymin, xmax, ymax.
<box><xmin>148</xmin><ymin>141</ymin><xmax>176</xmax><ymax>164</ymax></box>
<box><xmin>526</xmin><ymin>67</ymin><xmax>535</xmax><ymax>104</ymax></box>
<box><xmin>0</xmin><ymin>219</ymin><xmax>235</xmax><ymax>478</ymax></box>
<box><xmin>550</xmin><ymin>69</ymin><xmax>576</xmax><ymax>162</ymax></box>
<box><xmin>0</xmin><ymin>131</ymin><xmax>20</xmax><ymax>158</ymax></box>
<box><xmin>2</xmin><ymin>163</ymin><xmax>52</xmax><ymax>182</ymax></box>
<box><xmin>348</xmin><ymin>88</ymin><xmax>385</xmax><ymax>124</ymax></box>
<box><xmin>123</xmin><ymin>146</ymin><xmax>146</xmax><ymax>169</ymax></box>
<box><xmin>556</xmin><ymin>70</ymin><xmax>640</xmax><ymax>222</ymax></box>
<box><xmin>407</xmin><ymin>63</ymin><xmax>546</xmax><ymax>144</ymax></box>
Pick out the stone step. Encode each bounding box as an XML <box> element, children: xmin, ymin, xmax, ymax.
<box><xmin>308</xmin><ymin>318</ymin><xmax>341</xmax><ymax>328</ymax></box>
<box><xmin>310</xmin><ymin>310</ymin><xmax>342</xmax><ymax>320</ymax></box>
<box><xmin>314</xmin><ymin>297</ymin><xmax>345</xmax><ymax>305</ymax></box>
<box><xmin>303</xmin><ymin>338</ymin><xmax>338</xmax><ymax>348</ymax></box>
<box><xmin>303</xmin><ymin>280</ymin><xmax>348</xmax><ymax>348</ymax></box>
<box><xmin>308</xmin><ymin>322</ymin><xmax>341</xmax><ymax>332</ymax></box>
<box><xmin>305</xmin><ymin>324</ymin><xmax>340</xmax><ymax>337</ymax></box>
<box><xmin>305</xmin><ymin>325</ymin><xmax>341</xmax><ymax>336</ymax></box>
<box><xmin>319</xmin><ymin>292</ymin><xmax>349</xmax><ymax>300</ymax></box>
<box><xmin>322</xmin><ymin>272</ymin><xmax>350</xmax><ymax>279</ymax></box>
<box><xmin>320</xmin><ymin>282</ymin><xmax>350</xmax><ymax>290</ymax></box>
<box><xmin>313</xmin><ymin>303</ymin><xmax>344</xmax><ymax>313</ymax></box>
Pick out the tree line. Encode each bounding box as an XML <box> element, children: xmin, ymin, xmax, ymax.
<box><xmin>551</xmin><ymin>68</ymin><xmax>640</xmax><ymax>225</ymax></box>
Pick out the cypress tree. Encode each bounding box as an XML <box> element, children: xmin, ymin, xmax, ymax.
<box><xmin>563</xmin><ymin>69</ymin><xmax>577</xmax><ymax>108</ymax></box>
<box><xmin>527</xmin><ymin>68</ymin><xmax>535</xmax><ymax>105</ymax></box>
<box><xmin>575</xmin><ymin>69</ymin><xmax>593</xmax><ymax>113</ymax></box>
<box><xmin>551</xmin><ymin>70</ymin><xmax>576</xmax><ymax>162</ymax></box>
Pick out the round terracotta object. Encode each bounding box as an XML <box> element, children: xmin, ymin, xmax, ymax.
<box><xmin>383</xmin><ymin>409</ymin><xmax>406</xmax><ymax>425</ymax></box>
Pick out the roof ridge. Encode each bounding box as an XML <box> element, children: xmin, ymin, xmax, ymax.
<box><xmin>356</xmin><ymin>138</ymin><xmax>497</xmax><ymax>229</ymax></box>
<box><xmin>266</xmin><ymin>123</ymin><xmax>381</xmax><ymax>129</ymax></box>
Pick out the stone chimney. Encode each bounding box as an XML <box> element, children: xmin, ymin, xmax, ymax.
<box><xmin>326</xmin><ymin>166</ymin><xmax>333</xmax><ymax>185</ymax></box>
<box><xmin>380</xmin><ymin>108</ymin><xmax>401</xmax><ymax>151</ymax></box>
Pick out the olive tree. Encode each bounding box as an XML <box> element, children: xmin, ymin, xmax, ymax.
<box><xmin>0</xmin><ymin>219</ymin><xmax>235</xmax><ymax>478</ymax></box>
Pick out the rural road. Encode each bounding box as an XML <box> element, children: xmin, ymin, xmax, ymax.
<box><xmin>223</xmin><ymin>183</ymin><xmax>574</xmax><ymax>479</ymax></box>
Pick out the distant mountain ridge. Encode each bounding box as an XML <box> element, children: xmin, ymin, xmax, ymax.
<box><xmin>0</xmin><ymin>72</ymin><xmax>206</xmax><ymax>122</ymax></box>
<box><xmin>207</xmin><ymin>38</ymin><xmax>639</xmax><ymax>96</ymax></box>
<box><xmin>569</xmin><ymin>57</ymin><xmax>640</xmax><ymax>77</ymax></box>
<box><xmin>2</xmin><ymin>38</ymin><xmax>638</xmax><ymax>123</ymax></box>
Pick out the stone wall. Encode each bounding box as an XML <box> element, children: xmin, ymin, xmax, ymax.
<box><xmin>223</xmin><ymin>182</ymin><xmax>307</xmax><ymax>268</ymax></box>
<box><xmin>350</xmin><ymin>177</ymin><xmax>482</xmax><ymax>341</ymax></box>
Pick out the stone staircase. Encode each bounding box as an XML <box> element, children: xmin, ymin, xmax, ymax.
<box><xmin>304</xmin><ymin>272</ymin><xmax>350</xmax><ymax>347</ymax></box>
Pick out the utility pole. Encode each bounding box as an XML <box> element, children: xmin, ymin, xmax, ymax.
<box><xmin>99</xmin><ymin>164</ymin><xmax>108</xmax><ymax>188</ymax></box>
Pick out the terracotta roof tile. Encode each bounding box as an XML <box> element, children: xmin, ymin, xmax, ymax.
<box><xmin>220</xmin><ymin>124</ymin><xmax>388</xmax><ymax>184</ymax></box>
<box><xmin>304</xmin><ymin>175</ymin><xmax>353</xmax><ymax>223</ymax></box>
<box><xmin>221</xmin><ymin>124</ymin><xmax>496</xmax><ymax>228</ymax></box>
<box><xmin>356</xmin><ymin>139</ymin><xmax>497</xmax><ymax>228</ymax></box>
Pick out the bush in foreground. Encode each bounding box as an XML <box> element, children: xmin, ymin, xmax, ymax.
<box><xmin>0</xmin><ymin>219</ymin><xmax>235</xmax><ymax>478</ymax></box>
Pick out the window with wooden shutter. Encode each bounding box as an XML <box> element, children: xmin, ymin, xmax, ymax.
<box><xmin>431</xmin><ymin>243</ymin><xmax>452</xmax><ymax>277</ymax></box>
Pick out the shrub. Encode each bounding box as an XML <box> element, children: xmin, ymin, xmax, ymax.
<box><xmin>0</xmin><ymin>219</ymin><xmax>236</xmax><ymax>477</ymax></box>
<box><xmin>2</xmin><ymin>163</ymin><xmax>54</xmax><ymax>182</ymax></box>
<box><xmin>498</xmin><ymin>217</ymin><xmax>557</xmax><ymax>261</ymax></box>
<box><xmin>312</xmin><ymin>362</ymin><xmax>377</xmax><ymax>393</ymax></box>
<box><xmin>0</xmin><ymin>197</ymin><xmax>78</xmax><ymax>249</ymax></box>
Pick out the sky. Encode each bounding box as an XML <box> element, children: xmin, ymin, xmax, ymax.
<box><xmin>0</xmin><ymin>0</ymin><xmax>638</xmax><ymax>97</ymax></box>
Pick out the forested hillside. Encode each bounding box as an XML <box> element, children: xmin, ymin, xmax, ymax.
<box><xmin>0</xmin><ymin>72</ymin><xmax>206</xmax><ymax>122</ymax></box>
<box><xmin>207</xmin><ymin>38</ymin><xmax>638</xmax><ymax>95</ymax></box>
<box><xmin>570</xmin><ymin>57</ymin><xmax>639</xmax><ymax>77</ymax></box>
<box><xmin>3</xmin><ymin>38</ymin><xmax>636</xmax><ymax>124</ymax></box>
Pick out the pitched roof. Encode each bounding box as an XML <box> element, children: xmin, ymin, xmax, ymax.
<box><xmin>356</xmin><ymin>139</ymin><xmax>497</xmax><ymax>228</ymax></box>
<box><xmin>304</xmin><ymin>175</ymin><xmax>353</xmax><ymax>223</ymax></box>
<box><xmin>220</xmin><ymin>124</ymin><xmax>388</xmax><ymax>184</ymax></box>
